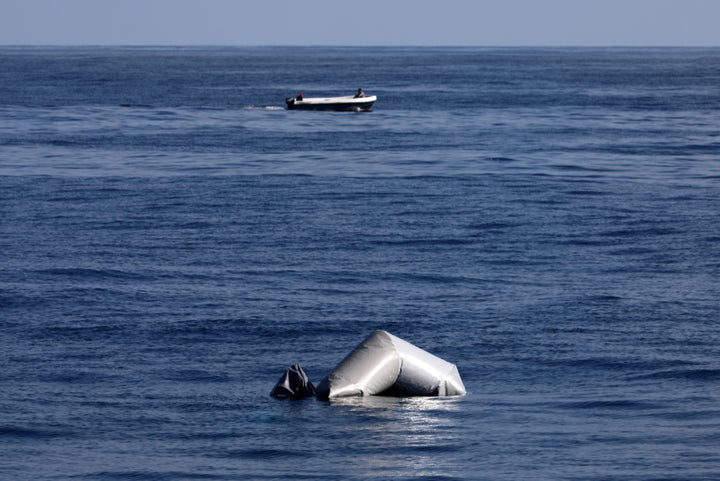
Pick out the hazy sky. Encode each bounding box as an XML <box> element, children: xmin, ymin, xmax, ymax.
<box><xmin>1</xmin><ymin>0</ymin><xmax>719</xmax><ymax>46</ymax></box>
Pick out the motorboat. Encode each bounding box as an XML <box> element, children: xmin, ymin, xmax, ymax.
<box><xmin>285</xmin><ymin>94</ymin><xmax>377</xmax><ymax>112</ymax></box>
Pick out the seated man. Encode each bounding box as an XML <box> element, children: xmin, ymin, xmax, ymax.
<box><xmin>354</xmin><ymin>88</ymin><xmax>365</xmax><ymax>98</ymax></box>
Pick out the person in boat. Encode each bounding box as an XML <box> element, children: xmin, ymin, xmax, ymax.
<box><xmin>354</xmin><ymin>88</ymin><xmax>365</xmax><ymax>98</ymax></box>
<box><xmin>296</xmin><ymin>93</ymin><xmax>304</xmax><ymax>101</ymax></box>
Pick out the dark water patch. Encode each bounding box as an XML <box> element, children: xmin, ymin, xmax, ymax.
<box><xmin>172</xmin><ymin>430</ymin><xmax>243</xmax><ymax>440</ymax></box>
<box><xmin>118</xmin><ymin>103</ymin><xmax>156</xmax><ymax>109</ymax></box>
<box><xmin>559</xmin><ymin>399</ymin><xmax>666</xmax><ymax>411</ymax></box>
<box><xmin>390</xmin><ymin>477</ymin><xmax>464</xmax><ymax>481</ymax></box>
<box><xmin>653</xmin><ymin>409</ymin><xmax>720</xmax><ymax>421</ymax></box>
<box><xmin>634</xmin><ymin>369</ymin><xmax>720</xmax><ymax>382</ymax></box>
<box><xmin>597</xmin><ymin>226</ymin><xmax>682</xmax><ymax>238</ymax></box>
<box><xmin>33</xmin><ymin>324</ymin><xmax>131</xmax><ymax>343</ymax></box>
<box><xmin>37</xmin><ymin>369</ymin><xmax>120</xmax><ymax>384</ymax></box>
<box><xmin>482</xmin><ymin>257</ymin><xmax>555</xmax><ymax>267</ymax></box>
<box><xmin>608</xmin><ymin>246</ymin><xmax>658</xmax><ymax>256</ymax></box>
<box><xmin>159</xmin><ymin>369</ymin><xmax>234</xmax><ymax>383</ymax></box>
<box><xmin>369</xmin><ymin>238</ymin><xmax>477</xmax><ymax>247</ymax></box>
<box><xmin>550</xmin><ymin>164</ymin><xmax>613</xmax><ymax>175</ymax></box>
<box><xmin>216</xmin><ymin>447</ymin><xmax>311</xmax><ymax>459</ymax></box>
<box><xmin>466</xmin><ymin>221</ymin><xmax>525</xmax><ymax>231</ymax></box>
<box><xmin>535</xmin><ymin>357</ymin><xmax>699</xmax><ymax>376</ymax></box>
<box><xmin>588</xmin><ymin>294</ymin><xmax>624</xmax><ymax>302</ymax></box>
<box><xmin>389</xmin><ymin>442</ymin><xmax>465</xmax><ymax>455</ymax></box>
<box><xmin>369</xmin><ymin>271</ymin><xmax>489</xmax><ymax>286</ymax></box>
<box><xmin>0</xmin><ymin>425</ymin><xmax>74</xmax><ymax>440</ymax></box>
<box><xmin>73</xmin><ymin>471</ymin><xmax>228</xmax><ymax>480</ymax></box>
<box><xmin>552</xmin><ymin>237</ymin><xmax>616</xmax><ymax>247</ymax></box>
<box><xmin>33</xmin><ymin>267</ymin><xmax>154</xmax><ymax>281</ymax></box>
<box><xmin>153</xmin><ymin>110</ymin><xmax>180</xmax><ymax>116</ymax></box>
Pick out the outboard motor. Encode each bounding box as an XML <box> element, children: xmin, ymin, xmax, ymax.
<box><xmin>270</xmin><ymin>363</ymin><xmax>317</xmax><ymax>399</ymax></box>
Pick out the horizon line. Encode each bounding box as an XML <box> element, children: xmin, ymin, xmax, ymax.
<box><xmin>2</xmin><ymin>44</ymin><xmax>720</xmax><ymax>49</ymax></box>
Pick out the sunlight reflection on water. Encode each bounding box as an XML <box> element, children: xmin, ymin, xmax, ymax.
<box><xmin>324</xmin><ymin>396</ymin><xmax>466</xmax><ymax>479</ymax></box>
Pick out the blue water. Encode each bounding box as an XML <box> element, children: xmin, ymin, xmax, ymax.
<box><xmin>1</xmin><ymin>47</ymin><xmax>720</xmax><ymax>480</ymax></box>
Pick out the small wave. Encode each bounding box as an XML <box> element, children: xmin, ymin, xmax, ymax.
<box><xmin>0</xmin><ymin>425</ymin><xmax>72</xmax><ymax>439</ymax></box>
<box><xmin>560</xmin><ymin>400</ymin><xmax>664</xmax><ymax>411</ymax></box>
<box><xmin>76</xmin><ymin>470</ymin><xmax>225</xmax><ymax>480</ymax></box>
<box><xmin>608</xmin><ymin>246</ymin><xmax>658</xmax><ymax>255</ymax></box>
<box><xmin>118</xmin><ymin>103</ymin><xmax>155</xmax><ymax>108</ymax></box>
<box><xmin>554</xmin><ymin>238</ymin><xmax>614</xmax><ymax>247</ymax></box>
<box><xmin>244</xmin><ymin>105</ymin><xmax>284</xmax><ymax>110</ymax></box>
<box><xmin>467</xmin><ymin>221</ymin><xmax>523</xmax><ymax>230</ymax></box>
<box><xmin>153</xmin><ymin>110</ymin><xmax>179</xmax><ymax>116</ymax></box>
<box><xmin>36</xmin><ymin>367</ymin><xmax>121</xmax><ymax>384</ymax></box>
<box><xmin>159</xmin><ymin>369</ymin><xmax>233</xmax><ymax>383</ymax></box>
<box><xmin>598</xmin><ymin>227</ymin><xmax>681</xmax><ymax>238</ymax></box>
<box><xmin>635</xmin><ymin>368</ymin><xmax>720</xmax><ymax>382</ymax></box>
<box><xmin>564</xmin><ymin>189</ymin><xmax>609</xmax><ymax>196</ymax></box>
<box><xmin>34</xmin><ymin>267</ymin><xmax>152</xmax><ymax>281</ymax></box>
<box><xmin>215</xmin><ymin>447</ymin><xmax>311</xmax><ymax>460</ymax></box>
<box><xmin>589</xmin><ymin>294</ymin><xmax>624</xmax><ymax>302</ymax></box>
<box><xmin>371</xmin><ymin>238</ymin><xmax>475</xmax><ymax>247</ymax></box>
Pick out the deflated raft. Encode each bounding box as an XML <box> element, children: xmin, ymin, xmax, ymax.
<box><xmin>270</xmin><ymin>363</ymin><xmax>317</xmax><ymax>400</ymax></box>
<box><xmin>316</xmin><ymin>330</ymin><xmax>466</xmax><ymax>399</ymax></box>
<box><xmin>271</xmin><ymin>330</ymin><xmax>466</xmax><ymax>400</ymax></box>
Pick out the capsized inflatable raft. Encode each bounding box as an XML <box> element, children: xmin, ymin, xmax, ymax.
<box><xmin>317</xmin><ymin>330</ymin><xmax>466</xmax><ymax>399</ymax></box>
<box><xmin>270</xmin><ymin>363</ymin><xmax>317</xmax><ymax>400</ymax></box>
<box><xmin>270</xmin><ymin>330</ymin><xmax>466</xmax><ymax>400</ymax></box>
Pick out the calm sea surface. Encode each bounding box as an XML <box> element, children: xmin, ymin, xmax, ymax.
<box><xmin>1</xmin><ymin>47</ymin><xmax>719</xmax><ymax>480</ymax></box>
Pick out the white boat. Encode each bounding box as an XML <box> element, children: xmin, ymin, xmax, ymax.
<box><xmin>285</xmin><ymin>94</ymin><xmax>377</xmax><ymax>112</ymax></box>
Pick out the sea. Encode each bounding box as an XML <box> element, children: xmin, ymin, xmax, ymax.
<box><xmin>1</xmin><ymin>46</ymin><xmax>719</xmax><ymax>480</ymax></box>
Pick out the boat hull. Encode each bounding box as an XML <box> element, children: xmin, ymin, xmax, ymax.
<box><xmin>285</xmin><ymin>95</ymin><xmax>376</xmax><ymax>112</ymax></box>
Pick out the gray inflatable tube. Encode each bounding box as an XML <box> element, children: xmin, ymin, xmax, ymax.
<box><xmin>316</xmin><ymin>330</ymin><xmax>466</xmax><ymax>400</ymax></box>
